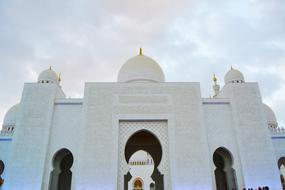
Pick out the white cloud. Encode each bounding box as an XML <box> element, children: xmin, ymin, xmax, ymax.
<box><xmin>0</xmin><ymin>0</ymin><xmax>285</xmax><ymax>127</ymax></box>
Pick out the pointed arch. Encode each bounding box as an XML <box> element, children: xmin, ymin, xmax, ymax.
<box><xmin>124</xmin><ymin>129</ymin><xmax>162</xmax><ymax>167</ymax></box>
<box><xmin>213</xmin><ymin>147</ymin><xmax>237</xmax><ymax>190</ymax></box>
<box><xmin>133</xmin><ymin>177</ymin><xmax>144</xmax><ymax>190</ymax></box>
<box><xmin>49</xmin><ymin>148</ymin><xmax>74</xmax><ymax>190</ymax></box>
<box><xmin>124</xmin><ymin>129</ymin><xmax>164</xmax><ymax>190</ymax></box>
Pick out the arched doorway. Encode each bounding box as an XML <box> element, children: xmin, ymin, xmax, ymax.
<box><xmin>0</xmin><ymin>160</ymin><xmax>4</xmax><ymax>188</ymax></box>
<box><xmin>133</xmin><ymin>177</ymin><xmax>144</xmax><ymax>190</ymax></box>
<box><xmin>278</xmin><ymin>157</ymin><xmax>285</xmax><ymax>189</ymax></box>
<box><xmin>49</xmin><ymin>148</ymin><xmax>74</xmax><ymax>190</ymax></box>
<box><xmin>213</xmin><ymin>147</ymin><xmax>237</xmax><ymax>190</ymax></box>
<box><xmin>128</xmin><ymin>150</ymin><xmax>154</xmax><ymax>190</ymax></box>
<box><xmin>124</xmin><ymin>130</ymin><xmax>163</xmax><ymax>190</ymax></box>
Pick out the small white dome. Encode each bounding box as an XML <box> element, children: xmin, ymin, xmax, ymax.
<box><xmin>38</xmin><ymin>67</ymin><xmax>59</xmax><ymax>84</ymax></box>
<box><xmin>224</xmin><ymin>68</ymin><xmax>245</xmax><ymax>84</ymax></box>
<box><xmin>263</xmin><ymin>103</ymin><xmax>278</xmax><ymax>128</ymax></box>
<box><xmin>3</xmin><ymin>103</ymin><xmax>20</xmax><ymax>126</ymax></box>
<box><xmin>117</xmin><ymin>51</ymin><xmax>165</xmax><ymax>83</ymax></box>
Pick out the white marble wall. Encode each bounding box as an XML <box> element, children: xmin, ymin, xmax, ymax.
<box><xmin>2</xmin><ymin>80</ymin><xmax>285</xmax><ymax>190</ymax></box>
<box><xmin>5</xmin><ymin>83</ymin><xmax>65</xmax><ymax>190</ymax></box>
<box><xmin>272</xmin><ymin>137</ymin><xmax>285</xmax><ymax>165</ymax></box>
<box><xmin>203</xmin><ymin>98</ymin><xmax>244</xmax><ymax>189</ymax></box>
<box><xmin>73</xmin><ymin>82</ymin><xmax>213</xmax><ymax>190</ymax></box>
<box><xmin>41</xmin><ymin>99</ymin><xmax>82</xmax><ymax>190</ymax></box>
<box><xmin>0</xmin><ymin>135</ymin><xmax>13</xmax><ymax>190</ymax></box>
<box><xmin>218</xmin><ymin>83</ymin><xmax>282</xmax><ymax>189</ymax></box>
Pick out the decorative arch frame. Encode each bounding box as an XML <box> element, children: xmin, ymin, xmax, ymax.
<box><xmin>118</xmin><ymin>120</ymin><xmax>170</xmax><ymax>190</ymax></box>
<box><xmin>124</xmin><ymin>129</ymin><xmax>163</xmax><ymax>167</ymax></box>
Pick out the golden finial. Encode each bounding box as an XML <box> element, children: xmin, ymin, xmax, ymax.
<box><xmin>139</xmin><ymin>48</ymin><xmax>143</xmax><ymax>56</ymax></box>
<box><xmin>212</xmin><ymin>73</ymin><xmax>220</xmax><ymax>97</ymax></box>
<box><xmin>58</xmin><ymin>73</ymin><xmax>61</xmax><ymax>82</ymax></box>
<box><xmin>212</xmin><ymin>73</ymin><xmax>217</xmax><ymax>84</ymax></box>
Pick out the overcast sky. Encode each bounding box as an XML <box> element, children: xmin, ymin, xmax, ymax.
<box><xmin>1</xmin><ymin>0</ymin><xmax>285</xmax><ymax>127</ymax></box>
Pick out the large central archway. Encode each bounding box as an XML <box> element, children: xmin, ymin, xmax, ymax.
<box><xmin>124</xmin><ymin>130</ymin><xmax>164</xmax><ymax>190</ymax></box>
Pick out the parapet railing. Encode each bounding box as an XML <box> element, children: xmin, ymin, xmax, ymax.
<box><xmin>129</xmin><ymin>160</ymin><xmax>154</xmax><ymax>166</ymax></box>
<box><xmin>0</xmin><ymin>130</ymin><xmax>14</xmax><ymax>136</ymax></box>
<box><xmin>270</xmin><ymin>127</ymin><xmax>285</xmax><ymax>136</ymax></box>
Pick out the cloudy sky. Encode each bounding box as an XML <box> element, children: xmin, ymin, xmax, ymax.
<box><xmin>0</xmin><ymin>0</ymin><xmax>285</xmax><ymax>127</ymax></box>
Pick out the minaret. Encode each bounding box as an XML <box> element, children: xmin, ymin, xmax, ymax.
<box><xmin>212</xmin><ymin>73</ymin><xmax>220</xmax><ymax>97</ymax></box>
<box><xmin>6</xmin><ymin>67</ymin><xmax>65</xmax><ymax>189</ymax></box>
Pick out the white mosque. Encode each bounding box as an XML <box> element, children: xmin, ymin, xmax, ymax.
<box><xmin>0</xmin><ymin>49</ymin><xmax>285</xmax><ymax>190</ymax></box>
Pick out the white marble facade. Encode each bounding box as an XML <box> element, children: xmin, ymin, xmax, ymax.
<box><xmin>0</xmin><ymin>50</ymin><xmax>285</xmax><ymax>190</ymax></box>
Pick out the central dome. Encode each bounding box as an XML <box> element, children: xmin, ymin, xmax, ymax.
<box><xmin>117</xmin><ymin>49</ymin><xmax>165</xmax><ymax>83</ymax></box>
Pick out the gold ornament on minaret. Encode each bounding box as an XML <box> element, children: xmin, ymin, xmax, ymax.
<box><xmin>212</xmin><ymin>73</ymin><xmax>217</xmax><ymax>85</ymax></box>
<box><xmin>212</xmin><ymin>73</ymin><xmax>220</xmax><ymax>98</ymax></box>
<box><xmin>58</xmin><ymin>73</ymin><xmax>61</xmax><ymax>83</ymax></box>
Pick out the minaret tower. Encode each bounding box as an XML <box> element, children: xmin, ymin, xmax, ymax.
<box><xmin>6</xmin><ymin>67</ymin><xmax>65</xmax><ymax>189</ymax></box>
<box><xmin>212</xmin><ymin>73</ymin><xmax>220</xmax><ymax>97</ymax></box>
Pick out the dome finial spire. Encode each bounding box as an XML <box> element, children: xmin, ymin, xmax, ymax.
<box><xmin>139</xmin><ymin>48</ymin><xmax>143</xmax><ymax>56</ymax></box>
<box><xmin>58</xmin><ymin>73</ymin><xmax>61</xmax><ymax>83</ymax></box>
<box><xmin>212</xmin><ymin>73</ymin><xmax>217</xmax><ymax>85</ymax></box>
